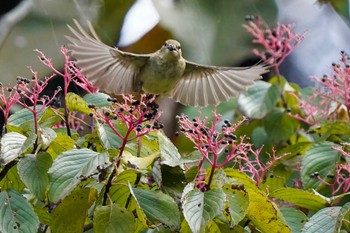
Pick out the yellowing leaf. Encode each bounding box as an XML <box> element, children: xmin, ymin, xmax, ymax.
<box><xmin>122</xmin><ymin>150</ymin><xmax>159</xmax><ymax>169</ymax></box>
<box><xmin>65</xmin><ymin>92</ymin><xmax>91</xmax><ymax>114</ymax></box>
<box><xmin>246</xmin><ymin>189</ymin><xmax>290</xmax><ymax>233</ymax></box>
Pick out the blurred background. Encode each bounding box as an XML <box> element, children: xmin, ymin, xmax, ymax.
<box><xmin>0</xmin><ymin>0</ymin><xmax>349</xmax><ymax>142</ymax></box>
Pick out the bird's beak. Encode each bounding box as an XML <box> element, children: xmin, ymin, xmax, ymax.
<box><xmin>166</xmin><ymin>44</ymin><xmax>177</xmax><ymax>52</ymax></box>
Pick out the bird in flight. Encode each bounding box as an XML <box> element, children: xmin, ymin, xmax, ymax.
<box><xmin>66</xmin><ymin>20</ymin><xmax>268</xmax><ymax>106</ymax></box>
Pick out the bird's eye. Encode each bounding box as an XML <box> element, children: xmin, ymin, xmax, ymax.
<box><xmin>164</xmin><ymin>43</ymin><xmax>168</xmax><ymax>47</ymax></box>
<box><xmin>177</xmin><ymin>46</ymin><xmax>181</xmax><ymax>50</ymax></box>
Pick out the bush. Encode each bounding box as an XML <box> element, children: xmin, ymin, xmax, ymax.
<box><xmin>1</xmin><ymin>17</ymin><xmax>350</xmax><ymax>233</ymax></box>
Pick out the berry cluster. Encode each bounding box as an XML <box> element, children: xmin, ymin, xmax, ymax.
<box><xmin>90</xmin><ymin>94</ymin><xmax>163</xmax><ymax>140</ymax></box>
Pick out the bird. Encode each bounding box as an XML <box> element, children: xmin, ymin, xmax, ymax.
<box><xmin>65</xmin><ymin>20</ymin><xmax>268</xmax><ymax>107</ymax></box>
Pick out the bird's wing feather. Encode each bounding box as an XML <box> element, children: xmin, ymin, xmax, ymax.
<box><xmin>65</xmin><ymin>19</ymin><xmax>150</xmax><ymax>95</ymax></box>
<box><xmin>167</xmin><ymin>61</ymin><xmax>268</xmax><ymax>106</ymax></box>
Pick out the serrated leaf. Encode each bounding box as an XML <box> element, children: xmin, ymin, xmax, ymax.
<box><xmin>39</xmin><ymin>127</ymin><xmax>57</xmax><ymax>149</ymax></box>
<box><xmin>246</xmin><ymin>189</ymin><xmax>290</xmax><ymax>233</ymax></box>
<box><xmin>0</xmin><ymin>189</ymin><xmax>39</xmax><ymax>233</ymax></box>
<box><xmin>34</xmin><ymin>208</ymin><xmax>51</xmax><ymax>226</ymax></box>
<box><xmin>223</xmin><ymin>184</ymin><xmax>249</xmax><ymax>226</ymax></box>
<box><xmin>339</xmin><ymin>203</ymin><xmax>350</xmax><ymax>232</ymax></box>
<box><xmin>51</xmin><ymin>185</ymin><xmax>97</xmax><ymax>233</ymax></box>
<box><xmin>97</xmin><ymin>122</ymin><xmax>123</xmax><ymax>150</ymax></box>
<box><xmin>238</xmin><ymin>81</ymin><xmax>280</xmax><ymax>119</ymax></box>
<box><xmin>131</xmin><ymin>187</ymin><xmax>181</xmax><ymax>231</ymax></box>
<box><xmin>48</xmin><ymin>148</ymin><xmax>110</xmax><ymax>202</ymax></box>
<box><xmin>224</xmin><ymin>168</ymin><xmax>258</xmax><ymax>192</ymax></box>
<box><xmin>66</xmin><ymin>92</ymin><xmax>91</xmax><ymax>114</ymax></box>
<box><xmin>159</xmin><ymin>164</ymin><xmax>187</xmax><ymax>198</ymax></box>
<box><xmin>83</xmin><ymin>92</ymin><xmax>111</xmax><ymax>107</ymax></box>
<box><xmin>7</xmin><ymin>106</ymin><xmax>42</xmax><ymax>127</ymax></box>
<box><xmin>158</xmin><ymin>131</ymin><xmax>199</xmax><ymax>167</ymax></box>
<box><xmin>280</xmin><ymin>206</ymin><xmax>307</xmax><ymax>233</ymax></box>
<box><xmin>158</xmin><ymin>131</ymin><xmax>183</xmax><ymax>167</ymax></box>
<box><xmin>17</xmin><ymin>153</ymin><xmax>52</xmax><ymax>201</ymax></box>
<box><xmin>46</xmin><ymin>133</ymin><xmax>76</xmax><ymax>159</ymax></box>
<box><xmin>182</xmin><ymin>188</ymin><xmax>225</xmax><ymax>233</ymax></box>
<box><xmin>94</xmin><ymin>204</ymin><xmax>135</xmax><ymax>233</ymax></box>
<box><xmin>270</xmin><ymin>188</ymin><xmax>327</xmax><ymax>211</ymax></box>
<box><xmin>0</xmin><ymin>166</ymin><xmax>25</xmax><ymax>191</ymax></box>
<box><xmin>263</xmin><ymin>109</ymin><xmax>299</xmax><ymax>143</ymax></box>
<box><xmin>122</xmin><ymin>150</ymin><xmax>158</xmax><ymax>169</ymax></box>
<box><xmin>301</xmin><ymin>206</ymin><xmax>342</xmax><ymax>233</ymax></box>
<box><xmin>251</xmin><ymin>126</ymin><xmax>269</xmax><ymax>148</ymax></box>
<box><xmin>109</xmin><ymin>170</ymin><xmax>138</xmax><ymax>206</ymax></box>
<box><xmin>126</xmin><ymin>133</ymin><xmax>160</xmax><ymax>157</ymax></box>
<box><xmin>301</xmin><ymin>142</ymin><xmax>341</xmax><ymax>189</ymax></box>
<box><xmin>0</xmin><ymin>132</ymin><xmax>27</xmax><ymax>165</ymax></box>
<box><xmin>38</xmin><ymin>106</ymin><xmax>62</xmax><ymax>128</ymax></box>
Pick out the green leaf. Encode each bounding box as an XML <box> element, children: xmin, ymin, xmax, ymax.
<box><xmin>238</xmin><ymin>81</ymin><xmax>280</xmax><ymax>119</ymax></box>
<box><xmin>83</xmin><ymin>92</ymin><xmax>111</xmax><ymax>107</ymax></box>
<box><xmin>94</xmin><ymin>204</ymin><xmax>135</xmax><ymax>233</ymax></box>
<box><xmin>97</xmin><ymin>122</ymin><xmax>123</xmax><ymax>150</ymax></box>
<box><xmin>246</xmin><ymin>189</ymin><xmax>290</xmax><ymax>233</ymax></box>
<box><xmin>0</xmin><ymin>189</ymin><xmax>39</xmax><ymax>233</ymax></box>
<box><xmin>339</xmin><ymin>203</ymin><xmax>350</xmax><ymax>232</ymax></box>
<box><xmin>7</xmin><ymin>105</ymin><xmax>42</xmax><ymax>127</ymax></box>
<box><xmin>182</xmin><ymin>188</ymin><xmax>225</xmax><ymax>233</ymax></box>
<box><xmin>38</xmin><ymin>106</ymin><xmax>62</xmax><ymax>128</ymax></box>
<box><xmin>122</xmin><ymin>150</ymin><xmax>158</xmax><ymax>169</ymax></box>
<box><xmin>131</xmin><ymin>187</ymin><xmax>181</xmax><ymax>231</ymax></box>
<box><xmin>158</xmin><ymin>164</ymin><xmax>187</xmax><ymax>198</ymax></box>
<box><xmin>66</xmin><ymin>92</ymin><xmax>92</xmax><ymax>114</ymax></box>
<box><xmin>48</xmin><ymin>148</ymin><xmax>110</xmax><ymax>202</ymax></box>
<box><xmin>223</xmin><ymin>184</ymin><xmax>249</xmax><ymax>226</ymax></box>
<box><xmin>301</xmin><ymin>142</ymin><xmax>341</xmax><ymax>189</ymax></box>
<box><xmin>38</xmin><ymin>127</ymin><xmax>57</xmax><ymax>149</ymax></box>
<box><xmin>319</xmin><ymin>0</ymin><xmax>350</xmax><ymax>19</ymax></box>
<box><xmin>51</xmin><ymin>185</ymin><xmax>97</xmax><ymax>233</ymax></box>
<box><xmin>17</xmin><ymin>153</ymin><xmax>52</xmax><ymax>201</ymax></box>
<box><xmin>158</xmin><ymin>131</ymin><xmax>199</xmax><ymax>167</ymax></box>
<box><xmin>34</xmin><ymin>208</ymin><xmax>51</xmax><ymax>226</ymax></box>
<box><xmin>0</xmin><ymin>132</ymin><xmax>27</xmax><ymax>165</ymax></box>
<box><xmin>224</xmin><ymin>168</ymin><xmax>259</xmax><ymax>192</ymax></box>
<box><xmin>0</xmin><ymin>166</ymin><xmax>25</xmax><ymax>192</ymax></box>
<box><xmin>313</xmin><ymin>121</ymin><xmax>350</xmax><ymax>138</ymax></box>
<box><xmin>251</xmin><ymin>126</ymin><xmax>269</xmax><ymax>148</ymax></box>
<box><xmin>109</xmin><ymin>170</ymin><xmax>138</xmax><ymax>206</ymax></box>
<box><xmin>301</xmin><ymin>206</ymin><xmax>342</xmax><ymax>233</ymax></box>
<box><xmin>270</xmin><ymin>188</ymin><xmax>327</xmax><ymax>211</ymax></box>
<box><xmin>126</xmin><ymin>133</ymin><xmax>159</xmax><ymax>157</ymax></box>
<box><xmin>280</xmin><ymin>206</ymin><xmax>307</xmax><ymax>233</ymax></box>
<box><xmin>263</xmin><ymin>109</ymin><xmax>299</xmax><ymax>143</ymax></box>
<box><xmin>46</xmin><ymin>133</ymin><xmax>76</xmax><ymax>159</ymax></box>
<box><xmin>158</xmin><ymin>131</ymin><xmax>183</xmax><ymax>167</ymax></box>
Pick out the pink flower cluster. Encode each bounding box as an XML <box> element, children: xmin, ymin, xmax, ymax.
<box><xmin>243</xmin><ymin>16</ymin><xmax>305</xmax><ymax>69</ymax></box>
<box><xmin>316</xmin><ymin>143</ymin><xmax>350</xmax><ymax>197</ymax></box>
<box><xmin>291</xmin><ymin>51</ymin><xmax>350</xmax><ymax>125</ymax></box>
<box><xmin>290</xmin><ymin>90</ymin><xmax>331</xmax><ymax>126</ymax></box>
<box><xmin>315</xmin><ymin>52</ymin><xmax>350</xmax><ymax>116</ymax></box>
<box><xmin>35</xmin><ymin>46</ymin><xmax>97</xmax><ymax>95</ymax></box>
<box><xmin>177</xmin><ymin>110</ymin><xmax>288</xmax><ymax>188</ymax></box>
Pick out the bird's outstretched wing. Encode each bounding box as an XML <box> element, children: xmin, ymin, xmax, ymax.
<box><xmin>65</xmin><ymin>19</ymin><xmax>150</xmax><ymax>95</ymax></box>
<box><xmin>167</xmin><ymin>61</ymin><xmax>268</xmax><ymax>106</ymax></box>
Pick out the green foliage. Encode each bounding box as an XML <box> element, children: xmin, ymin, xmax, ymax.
<box><xmin>0</xmin><ymin>78</ymin><xmax>349</xmax><ymax>233</ymax></box>
<box><xmin>2</xmin><ymin>56</ymin><xmax>350</xmax><ymax>233</ymax></box>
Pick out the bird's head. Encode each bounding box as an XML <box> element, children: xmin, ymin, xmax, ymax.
<box><xmin>161</xmin><ymin>39</ymin><xmax>182</xmax><ymax>58</ymax></box>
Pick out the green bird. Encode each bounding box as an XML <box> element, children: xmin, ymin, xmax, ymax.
<box><xmin>66</xmin><ymin>20</ymin><xmax>268</xmax><ymax>106</ymax></box>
